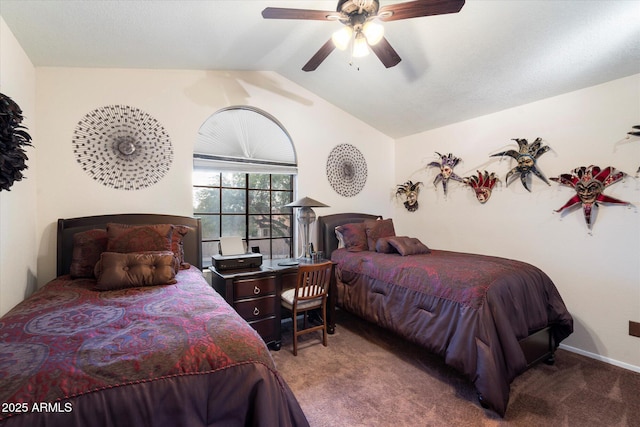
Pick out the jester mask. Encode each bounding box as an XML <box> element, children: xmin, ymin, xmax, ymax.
<box><xmin>427</xmin><ymin>152</ymin><xmax>463</xmax><ymax>196</ymax></box>
<box><xmin>491</xmin><ymin>138</ymin><xmax>550</xmax><ymax>192</ymax></box>
<box><xmin>464</xmin><ymin>171</ymin><xmax>500</xmax><ymax>204</ymax></box>
<box><xmin>550</xmin><ymin>165</ymin><xmax>629</xmax><ymax>229</ymax></box>
<box><xmin>396</xmin><ymin>180</ymin><xmax>423</xmax><ymax>212</ymax></box>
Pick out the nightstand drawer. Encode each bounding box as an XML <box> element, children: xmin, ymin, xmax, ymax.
<box><xmin>233</xmin><ymin>276</ymin><xmax>276</xmax><ymax>299</ymax></box>
<box><xmin>234</xmin><ymin>296</ymin><xmax>276</xmax><ymax>320</ymax></box>
<box><xmin>248</xmin><ymin>316</ymin><xmax>279</xmax><ymax>340</ymax></box>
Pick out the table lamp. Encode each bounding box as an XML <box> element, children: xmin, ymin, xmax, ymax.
<box><xmin>285</xmin><ymin>196</ymin><xmax>329</xmax><ymax>258</ymax></box>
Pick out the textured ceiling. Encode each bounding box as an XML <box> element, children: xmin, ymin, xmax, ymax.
<box><xmin>1</xmin><ymin>0</ymin><xmax>639</xmax><ymax>139</ymax></box>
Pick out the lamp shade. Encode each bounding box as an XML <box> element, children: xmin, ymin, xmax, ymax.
<box><xmin>285</xmin><ymin>197</ymin><xmax>329</xmax><ymax>208</ymax></box>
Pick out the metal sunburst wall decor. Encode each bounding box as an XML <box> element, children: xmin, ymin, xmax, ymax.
<box><xmin>326</xmin><ymin>143</ymin><xmax>368</xmax><ymax>197</ymax></box>
<box><xmin>72</xmin><ymin>105</ymin><xmax>173</xmax><ymax>190</ymax></box>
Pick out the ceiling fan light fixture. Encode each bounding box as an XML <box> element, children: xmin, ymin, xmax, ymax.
<box><xmin>352</xmin><ymin>32</ymin><xmax>370</xmax><ymax>58</ymax></box>
<box><xmin>362</xmin><ymin>20</ymin><xmax>384</xmax><ymax>45</ymax></box>
<box><xmin>332</xmin><ymin>26</ymin><xmax>353</xmax><ymax>50</ymax></box>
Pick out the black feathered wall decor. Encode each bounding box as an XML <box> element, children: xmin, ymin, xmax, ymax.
<box><xmin>0</xmin><ymin>93</ymin><xmax>33</xmax><ymax>191</ymax></box>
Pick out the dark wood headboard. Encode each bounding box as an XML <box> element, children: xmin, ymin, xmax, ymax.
<box><xmin>316</xmin><ymin>213</ymin><xmax>380</xmax><ymax>260</ymax></box>
<box><xmin>57</xmin><ymin>213</ymin><xmax>203</xmax><ymax>276</ymax></box>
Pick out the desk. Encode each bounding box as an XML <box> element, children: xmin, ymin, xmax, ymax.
<box><xmin>210</xmin><ymin>258</ymin><xmax>336</xmax><ymax>350</ymax></box>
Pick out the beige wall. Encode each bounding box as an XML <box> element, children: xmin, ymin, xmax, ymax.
<box><xmin>0</xmin><ymin>17</ymin><xmax>38</xmax><ymax>315</ymax></box>
<box><xmin>394</xmin><ymin>74</ymin><xmax>640</xmax><ymax>371</ymax></box>
<box><xmin>33</xmin><ymin>67</ymin><xmax>395</xmax><ymax>284</ymax></box>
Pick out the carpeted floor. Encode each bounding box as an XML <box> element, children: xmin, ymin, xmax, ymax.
<box><xmin>271</xmin><ymin>309</ymin><xmax>640</xmax><ymax>427</ymax></box>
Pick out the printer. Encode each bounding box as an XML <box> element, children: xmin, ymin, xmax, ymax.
<box><xmin>212</xmin><ymin>236</ymin><xmax>263</xmax><ymax>271</ymax></box>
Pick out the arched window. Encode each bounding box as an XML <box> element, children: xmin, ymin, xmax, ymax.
<box><xmin>192</xmin><ymin>106</ymin><xmax>297</xmax><ymax>265</ymax></box>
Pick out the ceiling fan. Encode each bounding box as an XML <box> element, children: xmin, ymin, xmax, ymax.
<box><xmin>262</xmin><ymin>0</ymin><xmax>466</xmax><ymax>71</ymax></box>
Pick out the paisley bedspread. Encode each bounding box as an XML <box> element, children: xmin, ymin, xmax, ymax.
<box><xmin>0</xmin><ymin>266</ymin><xmax>308</xmax><ymax>427</ymax></box>
<box><xmin>332</xmin><ymin>248</ymin><xmax>573</xmax><ymax>417</ymax></box>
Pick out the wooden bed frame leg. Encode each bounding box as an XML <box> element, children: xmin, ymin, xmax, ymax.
<box><xmin>544</xmin><ymin>351</ymin><xmax>555</xmax><ymax>365</ymax></box>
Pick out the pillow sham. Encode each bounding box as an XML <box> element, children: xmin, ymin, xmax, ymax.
<box><xmin>106</xmin><ymin>223</ymin><xmax>174</xmax><ymax>254</ymax></box>
<box><xmin>365</xmin><ymin>218</ymin><xmax>396</xmax><ymax>251</ymax></box>
<box><xmin>335</xmin><ymin>222</ymin><xmax>368</xmax><ymax>252</ymax></box>
<box><xmin>70</xmin><ymin>229</ymin><xmax>108</xmax><ymax>278</ymax></box>
<box><xmin>375</xmin><ymin>237</ymin><xmax>399</xmax><ymax>254</ymax></box>
<box><xmin>386</xmin><ymin>236</ymin><xmax>431</xmax><ymax>256</ymax></box>
<box><xmin>94</xmin><ymin>251</ymin><xmax>178</xmax><ymax>291</ymax></box>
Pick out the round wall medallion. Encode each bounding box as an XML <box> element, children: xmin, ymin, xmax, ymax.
<box><xmin>326</xmin><ymin>143</ymin><xmax>367</xmax><ymax>197</ymax></box>
<box><xmin>72</xmin><ymin>105</ymin><xmax>173</xmax><ymax>190</ymax></box>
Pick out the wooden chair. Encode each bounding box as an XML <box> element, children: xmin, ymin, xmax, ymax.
<box><xmin>281</xmin><ymin>261</ymin><xmax>333</xmax><ymax>356</ymax></box>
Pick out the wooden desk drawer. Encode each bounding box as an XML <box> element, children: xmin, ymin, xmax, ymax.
<box><xmin>233</xmin><ymin>276</ymin><xmax>276</xmax><ymax>299</ymax></box>
<box><xmin>234</xmin><ymin>296</ymin><xmax>276</xmax><ymax>320</ymax></box>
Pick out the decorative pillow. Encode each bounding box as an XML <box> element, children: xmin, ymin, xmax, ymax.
<box><xmin>386</xmin><ymin>236</ymin><xmax>431</xmax><ymax>256</ymax></box>
<box><xmin>70</xmin><ymin>229</ymin><xmax>108</xmax><ymax>278</ymax></box>
<box><xmin>94</xmin><ymin>251</ymin><xmax>178</xmax><ymax>291</ymax></box>
<box><xmin>375</xmin><ymin>237</ymin><xmax>399</xmax><ymax>254</ymax></box>
<box><xmin>335</xmin><ymin>222</ymin><xmax>368</xmax><ymax>252</ymax></box>
<box><xmin>106</xmin><ymin>223</ymin><xmax>174</xmax><ymax>253</ymax></box>
<box><xmin>365</xmin><ymin>218</ymin><xmax>396</xmax><ymax>251</ymax></box>
<box><xmin>171</xmin><ymin>225</ymin><xmax>193</xmax><ymax>269</ymax></box>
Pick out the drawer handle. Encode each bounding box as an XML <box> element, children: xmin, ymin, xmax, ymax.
<box><xmin>253</xmin><ymin>307</ymin><xmax>260</xmax><ymax>316</ymax></box>
<box><xmin>253</xmin><ymin>286</ymin><xmax>261</xmax><ymax>295</ymax></box>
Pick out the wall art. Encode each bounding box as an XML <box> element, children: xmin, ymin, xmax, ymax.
<box><xmin>326</xmin><ymin>143</ymin><xmax>367</xmax><ymax>197</ymax></box>
<box><xmin>427</xmin><ymin>152</ymin><xmax>463</xmax><ymax>196</ymax></box>
<box><xmin>491</xmin><ymin>138</ymin><xmax>550</xmax><ymax>192</ymax></box>
<box><xmin>627</xmin><ymin>125</ymin><xmax>640</xmax><ymax>176</ymax></box>
<box><xmin>0</xmin><ymin>93</ymin><xmax>32</xmax><ymax>191</ymax></box>
<box><xmin>463</xmin><ymin>171</ymin><xmax>500</xmax><ymax>204</ymax></box>
<box><xmin>550</xmin><ymin>165</ymin><xmax>629</xmax><ymax>230</ymax></box>
<box><xmin>72</xmin><ymin>105</ymin><xmax>173</xmax><ymax>190</ymax></box>
<box><xmin>396</xmin><ymin>180</ymin><xmax>423</xmax><ymax>212</ymax></box>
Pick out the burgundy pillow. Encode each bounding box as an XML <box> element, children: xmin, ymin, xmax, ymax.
<box><xmin>386</xmin><ymin>236</ymin><xmax>431</xmax><ymax>256</ymax></box>
<box><xmin>171</xmin><ymin>225</ymin><xmax>193</xmax><ymax>269</ymax></box>
<box><xmin>365</xmin><ymin>218</ymin><xmax>396</xmax><ymax>251</ymax></box>
<box><xmin>94</xmin><ymin>251</ymin><xmax>178</xmax><ymax>291</ymax></box>
<box><xmin>70</xmin><ymin>229</ymin><xmax>108</xmax><ymax>278</ymax></box>
<box><xmin>106</xmin><ymin>223</ymin><xmax>174</xmax><ymax>254</ymax></box>
<box><xmin>335</xmin><ymin>222</ymin><xmax>368</xmax><ymax>252</ymax></box>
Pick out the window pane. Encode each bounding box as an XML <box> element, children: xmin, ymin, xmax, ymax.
<box><xmin>249</xmin><ymin>190</ymin><xmax>270</xmax><ymax>214</ymax></box>
<box><xmin>271</xmin><ymin>238</ymin><xmax>292</xmax><ymax>259</ymax></box>
<box><xmin>271</xmin><ymin>191</ymin><xmax>292</xmax><ymax>214</ymax></box>
<box><xmin>198</xmin><ymin>215</ymin><xmax>220</xmax><ymax>240</ymax></box>
<box><xmin>247</xmin><ymin>240</ymin><xmax>268</xmax><ymax>258</ymax></box>
<box><xmin>222</xmin><ymin>172</ymin><xmax>245</xmax><ymax>188</ymax></box>
<box><xmin>193</xmin><ymin>188</ymin><xmax>220</xmax><ymax>213</ymax></box>
<box><xmin>249</xmin><ymin>215</ymin><xmax>270</xmax><ymax>238</ymax></box>
<box><xmin>222</xmin><ymin>189</ymin><xmax>246</xmax><ymax>213</ymax></box>
<box><xmin>193</xmin><ymin>170</ymin><xmax>220</xmax><ymax>186</ymax></box>
<box><xmin>272</xmin><ymin>214</ymin><xmax>291</xmax><ymax>238</ymax></box>
<box><xmin>222</xmin><ymin>215</ymin><xmax>246</xmax><ymax>237</ymax></box>
<box><xmin>202</xmin><ymin>241</ymin><xmax>218</xmax><ymax>267</ymax></box>
<box><xmin>249</xmin><ymin>174</ymin><xmax>270</xmax><ymax>189</ymax></box>
<box><xmin>272</xmin><ymin>174</ymin><xmax>292</xmax><ymax>191</ymax></box>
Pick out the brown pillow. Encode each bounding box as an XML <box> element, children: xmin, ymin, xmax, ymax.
<box><xmin>106</xmin><ymin>223</ymin><xmax>174</xmax><ymax>254</ymax></box>
<box><xmin>386</xmin><ymin>236</ymin><xmax>431</xmax><ymax>256</ymax></box>
<box><xmin>94</xmin><ymin>251</ymin><xmax>178</xmax><ymax>291</ymax></box>
<box><xmin>70</xmin><ymin>229</ymin><xmax>108</xmax><ymax>278</ymax></box>
<box><xmin>365</xmin><ymin>218</ymin><xmax>396</xmax><ymax>251</ymax></box>
<box><xmin>335</xmin><ymin>222</ymin><xmax>368</xmax><ymax>252</ymax></box>
<box><xmin>375</xmin><ymin>237</ymin><xmax>399</xmax><ymax>254</ymax></box>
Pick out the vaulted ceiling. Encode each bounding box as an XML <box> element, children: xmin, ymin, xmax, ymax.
<box><xmin>2</xmin><ymin>0</ymin><xmax>639</xmax><ymax>139</ymax></box>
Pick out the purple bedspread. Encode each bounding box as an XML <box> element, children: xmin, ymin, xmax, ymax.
<box><xmin>0</xmin><ymin>267</ymin><xmax>308</xmax><ymax>427</ymax></box>
<box><xmin>332</xmin><ymin>248</ymin><xmax>573</xmax><ymax>416</ymax></box>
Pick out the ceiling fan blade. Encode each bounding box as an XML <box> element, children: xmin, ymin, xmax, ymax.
<box><xmin>370</xmin><ymin>37</ymin><xmax>402</xmax><ymax>68</ymax></box>
<box><xmin>379</xmin><ymin>0</ymin><xmax>465</xmax><ymax>22</ymax></box>
<box><xmin>302</xmin><ymin>39</ymin><xmax>336</xmax><ymax>72</ymax></box>
<box><xmin>262</xmin><ymin>7</ymin><xmax>336</xmax><ymax>21</ymax></box>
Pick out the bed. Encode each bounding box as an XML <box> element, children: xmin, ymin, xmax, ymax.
<box><xmin>0</xmin><ymin>213</ymin><xmax>309</xmax><ymax>427</ymax></box>
<box><xmin>317</xmin><ymin>213</ymin><xmax>573</xmax><ymax>417</ymax></box>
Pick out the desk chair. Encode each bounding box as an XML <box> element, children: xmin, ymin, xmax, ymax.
<box><xmin>281</xmin><ymin>261</ymin><xmax>333</xmax><ymax>356</ymax></box>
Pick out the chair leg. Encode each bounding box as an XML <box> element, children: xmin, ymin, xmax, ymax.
<box><xmin>292</xmin><ymin>309</ymin><xmax>298</xmax><ymax>356</ymax></box>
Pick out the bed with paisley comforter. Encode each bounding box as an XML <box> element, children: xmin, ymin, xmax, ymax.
<box><xmin>318</xmin><ymin>213</ymin><xmax>573</xmax><ymax>417</ymax></box>
<box><xmin>0</xmin><ymin>214</ymin><xmax>308</xmax><ymax>427</ymax></box>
